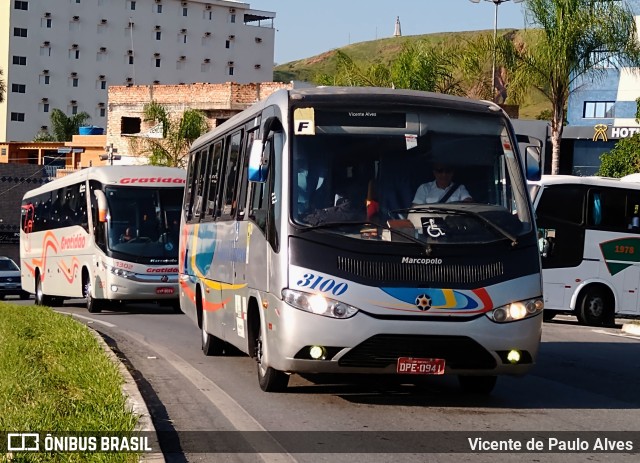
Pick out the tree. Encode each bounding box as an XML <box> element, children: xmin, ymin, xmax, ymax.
<box><xmin>128</xmin><ymin>101</ymin><xmax>208</xmax><ymax>168</ymax></box>
<box><xmin>597</xmin><ymin>97</ymin><xmax>640</xmax><ymax>178</ymax></box>
<box><xmin>501</xmin><ymin>0</ymin><xmax>640</xmax><ymax>175</ymax></box>
<box><xmin>49</xmin><ymin>108</ymin><xmax>91</xmax><ymax>141</ymax></box>
<box><xmin>315</xmin><ymin>45</ymin><xmax>462</xmax><ymax>95</ymax></box>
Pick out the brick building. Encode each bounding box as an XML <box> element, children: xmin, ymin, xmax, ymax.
<box><xmin>106</xmin><ymin>81</ymin><xmax>292</xmax><ymax>159</ymax></box>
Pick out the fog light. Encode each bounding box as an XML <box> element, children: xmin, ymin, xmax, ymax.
<box><xmin>309</xmin><ymin>345</ymin><xmax>325</xmax><ymax>360</ymax></box>
<box><xmin>507</xmin><ymin>350</ymin><xmax>521</xmax><ymax>364</ymax></box>
<box><xmin>111</xmin><ymin>285</ymin><xmax>119</xmax><ymax>292</ymax></box>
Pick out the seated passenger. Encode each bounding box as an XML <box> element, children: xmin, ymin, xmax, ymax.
<box><xmin>412</xmin><ymin>163</ymin><xmax>473</xmax><ymax>205</ymax></box>
<box><xmin>120</xmin><ymin>227</ymin><xmax>134</xmax><ymax>242</ymax></box>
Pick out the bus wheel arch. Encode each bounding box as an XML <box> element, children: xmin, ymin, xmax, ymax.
<box><xmin>198</xmin><ymin>284</ymin><xmax>224</xmax><ymax>356</ymax></box>
<box><xmin>248</xmin><ymin>298</ymin><xmax>289</xmax><ymax>392</ymax></box>
<box><xmin>576</xmin><ymin>283</ymin><xmax>614</xmax><ymax>327</ymax></box>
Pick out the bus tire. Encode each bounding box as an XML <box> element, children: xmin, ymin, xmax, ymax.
<box><xmin>83</xmin><ymin>274</ymin><xmax>102</xmax><ymax>314</ymax></box>
<box><xmin>35</xmin><ymin>275</ymin><xmax>52</xmax><ymax>306</ymax></box>
<box><xmin>458</xmin><ymin>375</ymin><xmax>497</xmax><ymax>394</ymax></box>
<box><xmin>201</xmin><ymin>312</ymin><xmax>224</xmax><ymax>356</ymax></box>
<box><xmin>577</xmin><ymin>286</ymin><xmax>611</xmax><ymax>326</ymax></box>
<box><xmin>256</xmin><ymin>324</ymin><xmax>288</xmax><ymax>392</ymax></box>
<box><xmin>542</xmin><ymin>310</ymin><xmax>556</xmax><ymax>321</ymax></box>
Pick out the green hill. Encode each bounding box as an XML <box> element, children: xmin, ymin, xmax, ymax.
<box><xmin>273</xmin><ymin>29</ymin><xmax>550</xmax><ymax>120</ymax></box>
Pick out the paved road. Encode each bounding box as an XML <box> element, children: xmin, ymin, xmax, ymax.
<box><xmin>9</xmin><ymin>297</ymin><xmax>640</xmax><ymax>462</ymax></box>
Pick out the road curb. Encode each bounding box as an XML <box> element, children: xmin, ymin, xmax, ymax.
<box><xmin>621</xmin><ymin>323</ymin><xmax>640</xmax><ymax>336</ymax></box>
<box><xmin>89</xmin><ymin>329</ymin><xmax>165</xmax><ymax>463</ymax></box>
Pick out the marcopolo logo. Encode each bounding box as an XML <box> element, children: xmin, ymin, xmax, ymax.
<box><xmin>401</xmin><ymin>257</ymin><xmax>443</xmax><ymax>265</ymax></box>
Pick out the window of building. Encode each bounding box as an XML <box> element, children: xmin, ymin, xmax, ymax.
<box><xmin>14</xmin><ymin>1</ymin><xmax>29</xmax><ymax>10</ymax></box>
<box><xmin>101</xmin><ymin>80</ymin><xmax>107</xmax><ymax>90</ymax></box>
<box><xmin>11</xmin><ymin>113</ymin><xmax>25</xmax><ymax>122</ymax></box>
<box><xmin>156</xmin><ymin>4</ymin><xmax>163</xmax><ymax>13</ymax></box>
<box><xmin>100</xmin><ymin>107</ymin><xmax>106</xmax><ymax>117</ymax></box>
<box><xmin>584</xmin><ymin>101</ymin><xmax>615</xmax><ymax>119</ymax></box>
<box><xmin>40</xmin><ymin>45</ymin><xmax>51</xmax><ymax>57</ymax></box>
<box><xmin>228</xmin><ymin>66</ymin><xmax>234</xmax><ymax>76</ymax></box>
<box><xmin>229</xmin><ymin>13</ymin><xmax>236</xmax><ymax>23</ymax></box>
<box><xmin>129</xmin><ymin>55</ymin><xmax>134</xmax><ymax>65</ymax></box>
<box><xmin>156</xmin><ymin>31</ymin><xmax>161</xmax><ymax>40</ymax></box>
<box><xmin>155</xmin><ymin>58</ymin><xmax>161</xmax><ymax>67</ymax></box>
<box><xmin>183</xmin><ymin>6</ymin><xmax>188</xmax><ymax>16</ymax></box>
<box><xmin>70</xmin><ymin>49</ymin><xmax>80</xmax><ymax>59</ymax></box>
<box><xmin>225</xmin><ymin>40</ymin><xmax>231</xmax><ymax>49</ymax></box>
<box><xmin>71</xmin><ymin>104</ymin><xmax>78</xmax><ymax>115</ymax></box>
<box><xmin>42</xmin><ymin>17</ymin><xmax>52</xmax><ymax>28</ymax></box>
<box><xmin>40</xmin><ymin>74</ymin><xmax>50</xmax><ymax>85</ymax></box>
<box><xmin>13</xmin><ymin>56</ymin><xmax>27</xmax><ymax>65</ymax></box>
<box><xmin>128</xmin><ymin>0</ymin><xmax>136</xmax><ymax>10</ymax></box>
<box><xmin>12</xmin><ymin>84</ymin><xmax>26</xmax><ymax>93</ymax></box>
<box><xmin>204</xmin><ymin>10</ymin><xmax>213</xmax><ymax>20</ymax></box>
<box><xmin>43</xmin><ymin>103</ymin><xmax>50</xmax><ymax>112</ymax></box>
<box><xmin>121</xmin><ymin>117</ymin><xmax>141</xmax><ymax>134</ymax></box>
<box><xmin>14</xmin><ymin>27</ymin><xmax>28</xmax><ymax>37</ymax></box>
<box><xmin>72</xmin><ymin>78</ymin><xmax>79</xmax><ymax>87</ymax></box>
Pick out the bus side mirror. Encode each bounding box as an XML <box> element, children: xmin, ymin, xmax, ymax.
<box><xmin>93</xmin><ymin>189</ymin><xmax>108</xmax><ymax>222</ymax></box>
<box><xmin>525</xmin><ymin>145</ymin><xmax>542</xmax><ymax>181</ymax></box>
<box><xmin>248</xmin><ymin>140</ymin><xmax>268</xmax><ymax>183</ymax></box>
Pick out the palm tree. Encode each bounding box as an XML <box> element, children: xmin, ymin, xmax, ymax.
<box><xmin>49</xmin><ymin>108</ymin><xmax>91</xmax><ymax>141</ymax></box>
<box><xmin>502</xmin><ymin>0</ymin><xmax>640</xmax><ymax>175</ymax></box>
<box><xmin>129</xmin><ymin>101</ymin><xmax>208</xmax><ymax>167</ymax></box>
<box><xmin>315</xmin><ymin>45</ymin><xmax>461</xmax><ymax>95</ymax></box>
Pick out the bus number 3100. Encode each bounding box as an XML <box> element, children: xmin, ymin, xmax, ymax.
<box><xmin>297</xmin><ymin>273</ymin><xmax>348</xmax><ymax>296</ymax></box>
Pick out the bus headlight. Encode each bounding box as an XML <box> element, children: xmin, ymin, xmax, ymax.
<box><xmin>282</xmin><ymin>289</ymin><xmax>359</xmax><ymax>319</ymax></box>
<box><xmin>486</xmin><ymin>297</ymin><xmax>543</xmax><ymax>323</ymax></box>
<box><xmin>108</xmin><ymin>266</ymin><xmax>135</xmax><ymax>279</ymax></box>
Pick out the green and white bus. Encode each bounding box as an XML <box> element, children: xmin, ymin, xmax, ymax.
<box><xmin>531</xmin><ymin>174</ymin><xmax>640</xmax><ymax>325</ymax></box>
<box><xmin>180</xmin><ymin>87</ymin><xmax>543</xmax><ymax>393</ymax></box>
<box><xmin>21</xmin><ymin>166</ymin><xmax>185</xmax><ymax>312</ymax></box>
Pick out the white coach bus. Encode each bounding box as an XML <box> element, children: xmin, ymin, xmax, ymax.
<box><xmin>180</xmin><ymin>87</ymin><xmax>543</xmax><ymax>393</ymax></box>
<box><xmin>20</xmin><ymin>166</ymin><xmax>185</xmax><ymax>313</ymax></box>
<box><xmin>531</xmin><ymin>174</ymin><xmax>640</xmax><ymax>325</ymax></box>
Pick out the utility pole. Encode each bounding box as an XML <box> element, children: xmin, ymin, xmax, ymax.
<box><xmin>100</xmin><ymin>143</ymin><xmax>120</xmax><ymax>165</ymax></box>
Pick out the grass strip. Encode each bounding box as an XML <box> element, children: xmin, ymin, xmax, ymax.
<box><xmin>0</xmin><ymin>302</ymin><xmax>139</xmax><ymax>462</ymax></box>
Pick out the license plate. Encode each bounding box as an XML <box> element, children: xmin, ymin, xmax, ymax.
<box><xmin>156</xmin><ymin>287</ymin><xmax>174</xmax><ymax>295</ymax></box>
<box><xmin>397</xmin><ymin>357</ymin><xmax>445</xmax><ymax>375</ymax></box>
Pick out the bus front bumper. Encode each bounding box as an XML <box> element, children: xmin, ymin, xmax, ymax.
<box><xmin>265</xmin><ymin>305</ymin><xmax>542</xmax><ymax>377</ymax></box>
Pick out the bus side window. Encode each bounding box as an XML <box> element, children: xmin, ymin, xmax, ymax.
<box><xmin>205</xmin><ymin>141</ymin><xmax>223</xmax><ymax>218</ymax></box>
<box><xmin>236</xmin><ymin>128</ymin><xmax>258</xmax><ymax>220</ymax></box>
<box><xmin>220</xmin><ymin>130</ymin><xmax>243</xmax><ymax>218</ymax></box>
<box><xmin>588</xmin><ymin>188</ymin><xmax>626</xmax><ymax>231</ymax></box>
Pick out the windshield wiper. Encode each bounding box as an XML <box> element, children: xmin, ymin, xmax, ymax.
<box><xmin>393</xmin><ymin>205</ymin><xmax>518</xmax><ymax>246</ymax></box>
<box><xmin>298</xmin><ymin>220</ymin><xmax>426</xmax><ymax>247</ymax></box>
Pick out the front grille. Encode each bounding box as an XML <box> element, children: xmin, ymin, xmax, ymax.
<box><xmin>337</xmin><ymin>256</ymin><xmax>503</xmax><ymax>284</ymax></box>
<box><xmin>0</xmin><ymin>277</ymin><xmax>18</xmax><ymax>283</ymax></box>
<box><xmin>338</xmin><ymin>334</ymin><xmax>497</xmax><ymax>369</ymax></box>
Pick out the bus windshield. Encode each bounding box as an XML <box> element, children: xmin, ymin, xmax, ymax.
<box><xmin>106</xmin><ymin>186</ymin><xmax>182</xmax><ymax>259</ymax></box>
<box><xmin>291</xmin><ymin>106</ymin><xmax>532</xmax><ymax>244</ymax></box>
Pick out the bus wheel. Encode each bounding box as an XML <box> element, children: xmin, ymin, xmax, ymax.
<box><xmin>83</xmin><ymin>277</ymin><xmax>102</xmax><ymax>314</ymax></box>
<box><xmin>577</xmin><ymin>287</ymin><xmax>610</xmax><ymax>326</ymax></box>
<box><xmin>255</xmin><ymin>325</ymin><xmax>289</xmax><ymax>392</ymax></box>
<box><xmin>458</xmin><ymin>375</ymin><xmax>497</xmax><ymax>394</ymax></box>
<box><xmin>201</xmin><ymin>312</ymin><xmax>224</xmax><ymax>356</ymax></box>
<box><xmin>35</xmin><ymin>276</ymin><xmax>52</xmax><ymax>306</ymax></box>
<box><xmin>543</xmin><ymin>310</ymin><xmax>556</xmax><ymax>322</ymax></box>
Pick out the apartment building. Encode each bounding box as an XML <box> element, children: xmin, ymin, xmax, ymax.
<box><xmin>0</xmin><ymin>0</ymin><xmax>276</xmax><ymax>143</ymax></box>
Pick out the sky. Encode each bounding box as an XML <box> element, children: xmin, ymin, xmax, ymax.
<box><xmin>246</xmin><ymin>0</ymin><xmax>530</xmax><ymax>65</ymax></box>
